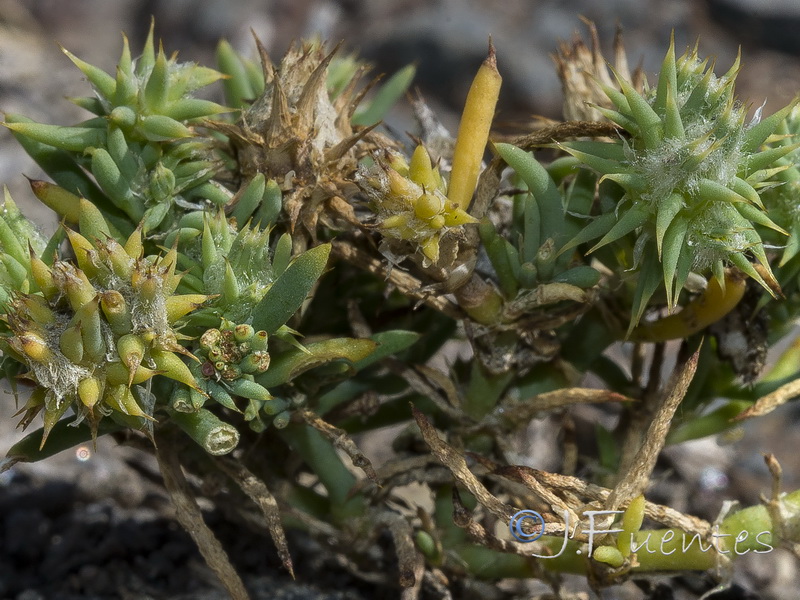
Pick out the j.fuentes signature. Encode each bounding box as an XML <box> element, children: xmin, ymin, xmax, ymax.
<box><xmin>508</xmin><ymin>509</ymin><xmax>773</xmax><ymax>558</ymax></box>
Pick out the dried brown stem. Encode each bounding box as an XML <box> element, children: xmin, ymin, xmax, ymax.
<box><xmin>386</xmin><ymin>359</ymin><xmax>465</xmax><ymax>421</ymax></box>
<box><xmin>606</xmin><ymin>346</ymin><xmax>700</xmax><ymax>510</ymax></box>
<box><xmin>508</xmin><ymin>121</ymin><xmax>622</xmax><ymax>150</ymax></box>
<box><xmin>214</xmin><ymin>456</ymin><xmax>294</xmax><ymax>579</ymax></box>
<box><xmin>561</xmin><ymin>414</ymin><xmax>578</xmax><ymax>476</ymax></box>
<box><xmin>491</xmin><ymin>463</ymin><xmax>710</xmax><ymax>534</ymax></box>
<box><xmin>735</xmin><ymin>377</ymin><xmax>800</xmax><ymax>421</ymax></box>
<box><xmin>451</xmin><ymin>487</ymin><xmax>552</xmax><ymax>565</ymax></box>
<box><xmin>349</xmin><ymin>455</ymin><xmax>452</xmax><ymax>501</ymax></box>
<box><xmin>468</xmin><ymin>155</ymin><xmax>504</xmax><ymax>222</ymax></box>
<box><xmin>415</xmin><ymin>364</ymin><xmax>462</xmax><ymax>409</ymax></box>
<box><xmin>375</xmin><ymin>511</ymin><xmax>422</xmax><ymax>589</ymax></box>
<box><xmin>412</xmin><ymin>405</ymin><xmax>517</xmax><ymax>523</ymax></box>
<box><xmin>483</xmin><ymin>387</ymin><xmax>634</xmax><ymax>430</ymax></box>
<box><xmin>330</xmin><ymin>240</ymin><xmax>464</xmax><ymax>319</ymax></box>
<box><xmin>300</xmin><ymin>409</ymin><xmax>379</xmax><ymax>484</ymax></box>
<box><xmin>154</xmin><ymin>434</ymin><xmax>250</xmax><ymax>600</ymax></box>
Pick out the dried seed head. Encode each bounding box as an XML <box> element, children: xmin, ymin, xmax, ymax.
<box><xmin>208</xmin><ymin>40</ymin><xmax>386</xmax><ymax>240</ymax></box>
<box><xmin>553</xmin><ymin>21</ymin><xmax>645</xmax><ymax>122</ymax></box>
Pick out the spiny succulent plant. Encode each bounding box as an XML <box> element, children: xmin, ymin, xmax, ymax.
<box><xmin>560</xmin><ymin>37</ymin><xmax>798</xmax><ymax>323</ymax></box>
<box><xmin>357</xmin><ymin>145</ymin><xmax>477</xmax><ymax>265</ymax></box>
<box><xmin>174</xmin><ymin>209</ymin><xmax>275</xmax><ymax>320</ymax></box>
<box><xmin>1</xmin><ymin>201</ymin><xmax>209</xmax><ymax>445</ymax></box>
<box><xmin>4</xmin><ymin>22</ymin><xmax>229</xmax><ymax>235</ymax></box>
<box><xmin>11</xmin><ymin>20</ymin><xmax>800</xmax><ymax>600</ymax></box>
<box><xmin>164</xmin><ymin>208</ymin><xmax>288</xmax><ymax>429</ymax></box>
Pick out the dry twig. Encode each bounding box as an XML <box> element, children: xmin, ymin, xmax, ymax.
<box><xmin>214</xmin><ymin>456</ymin><xmax>295</xmax><ymax>578</ymax></box>
<box><xmin>485</xmin><ymin>387</ymin><xmax>634</xmax><ymax>429</ymax></box>
<box><xmin>331</xmin><ymin>240</ymin><xmax>463</xmax><ymax>319</ymax></box>
<box><xmin>412</xmin><ymin>405</ymin><xmax>517</xmax><ymax>523</ymax></box>
<box><xmin>509</xmin><ymin>121</ymin><xmax>622</xmax><ymax>149</ymax></box>
<box><xmin>300</xmin><ymin>409</ymin><xmax>379</xmax><ymax>483</ymax></box>
<box><xmin>155</xmin><ymin>433</ymin><xmax>250</xmax><ymax>600</ymax></box>
<box><xmin>605</xmin><ymin>346</ymin><xmax>700</xmax><ymax>510</ymax></box>
<box><xmin>734</xmin><ymin>377</ymin><xmax>800</xmax><ymax>421</ymax></box>
<box><xmin>375</xmin><ymin>511</ymin><xmax>423</xmax><ymax>590</ymax></box>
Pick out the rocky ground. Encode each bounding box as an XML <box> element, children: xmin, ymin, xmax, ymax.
<box><xmin>2</xmin><ymin>0</ymin><xmax>800</xmax><ymax>598</ymax></box>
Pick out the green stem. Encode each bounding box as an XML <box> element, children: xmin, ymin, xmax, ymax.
<box><xmin>454</xmin><ymin>274</ymin><xmax>504</xmax><ymax>325</ymax></box>
<box><xmin>278</xmin><ymin>423</ymin><xmax>366</xmax><ymax>524</ymax></box>
<box><xmin>169</xmin><ymin>408</ymin><xmax>240</xmax><ymax>456</ymax></box>
<box><xmin>463</xmin><ymin>361</ymin><xmax>513</xmax><ymax>421</ymax></box>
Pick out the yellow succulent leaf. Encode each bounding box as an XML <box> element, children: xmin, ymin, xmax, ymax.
<box><xmin>443</xmin><ymin>207</ymin><xmax>479</xmax><ymax>226</ymax></box>
<box><xmin>421</xmin><ymin>235</ymin><xmax>441</xmax><ymax>263</ymax></box>
<box><xmin>408</xmin><ymin>145</ymin><xmax>438</xmax><ymax>190</ymax></box>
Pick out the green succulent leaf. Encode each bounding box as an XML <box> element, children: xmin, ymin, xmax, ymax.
<box><xmin>2</xmin><ymin>418</ymin><xmax>122</xmax><ymax>473</ymax></box>
<box><xmin>352</xmin><ymin>330</ymin><xmax>421</xmax><ymax>371</ymax></box>
<box><xmin>252</xmin><ymin>244</ymin><xmax>331</xmax><ymax>334</ymax></box>
<box><xmin>216</xmin><ymin>39</ymin><xmax>257</xmax><ymax>109</ymax></box>
<box><xmin>256</xmin><ymin>338</ymin><xmax>379</xmax><ymax>388</ymax></box>
<box><xmin>4</xmin><ymin>122</ymin><xmax>106</xmax><ymax>152</ymax></box>
<box><xmin>353</xmin><ymin>63</ymin><xmax>416</xmax><ymax>126</ymax></box>
<box><xmin>495</xmin><ymin>143</ymin><xmax>564</xmax><ymax>244</ymax></box>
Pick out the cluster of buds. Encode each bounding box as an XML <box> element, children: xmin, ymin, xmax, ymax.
<box><xmin>1</xmin><ymin>207</ymin><xmax>209</xmax><ymax>445</ymax></box>
<box><xmin>560</xmin><ymin>38</ymin><xmax>796</xmax><ymax>316</ymax></box>
<box><xmin>357</xmin><ymin>44</ymin><xmax>500</xmax><ymax>268</ymax></box>
<box><xmin>357</xmin><ymin>145</ymin><xmax>477</xmax><ymax>264</ymax></box>
<box><xmin>4</xmin><ymin>23</ymin><xmax>229</xmax><ymax>234</ymax></box>
<box><xmin>199</xmin><ymin>321</ymin><xmax>270</xmax><ymax>382</ymax></box>
<box><xmin>186</xmin><ymin>320</ymin><xmax>288</xmax><ymax>432</ymax></box>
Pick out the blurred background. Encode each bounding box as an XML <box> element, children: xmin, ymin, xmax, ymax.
<box><xmin>2</xmin><ymin>0</ymin><xmax>800</xmax><ymax>598</ymax></box>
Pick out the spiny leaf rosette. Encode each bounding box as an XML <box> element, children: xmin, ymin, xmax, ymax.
<box><xmin>4</xmin><ymin>24</ymin><xmax>230</xmax><ymax>234</ymax></box>
<box><xmin>759</xmin><ymin>104</ymin><xmax>800</xmax><ymax>267</ymax></box>
<box><xmin>176</xmin><ymin>209</ymin><xmax>275</xmax><ymax>323</ymax></box>
<box><xmin>170</xmin><ymin>209</ymin><xmax>319</xmax><ymax>431</ymax></box>
<box><xmin>562</xmin><ymin>38</ymin><xmax>798</xmax><ymax>319</ymax></box>
<box><xmin>1</xmin><ymin>221</ymin><xmax>209</xmax><ymax>446</ymax></box>
<box><xmin>357</xmin><ymin>145</ymin><xmax>477</xmax><ymax>265</ymax></box>
<box><xmin>209</xmin><ymin>41</ymin><xmax>385</xmax><ymax>241</ymax></box>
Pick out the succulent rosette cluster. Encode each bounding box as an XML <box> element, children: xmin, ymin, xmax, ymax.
<box><xmin>560</xmin><ymin>39</ymin><xmax>797</xmax><ymax>322</ymax></box>
<box><xmin>5</xmin><ymin>24</ymin><xmax>230</xmax><ymax>235</ymax></box>
<box><xmin>0</xmin><ymin>30</ymin><xmax>410</xmax><ymax>455</ymax></box>
<box><xmin>0</xmin><ymin>198</ymin><xmax>208</xmax><ymax>444</ymax></box>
